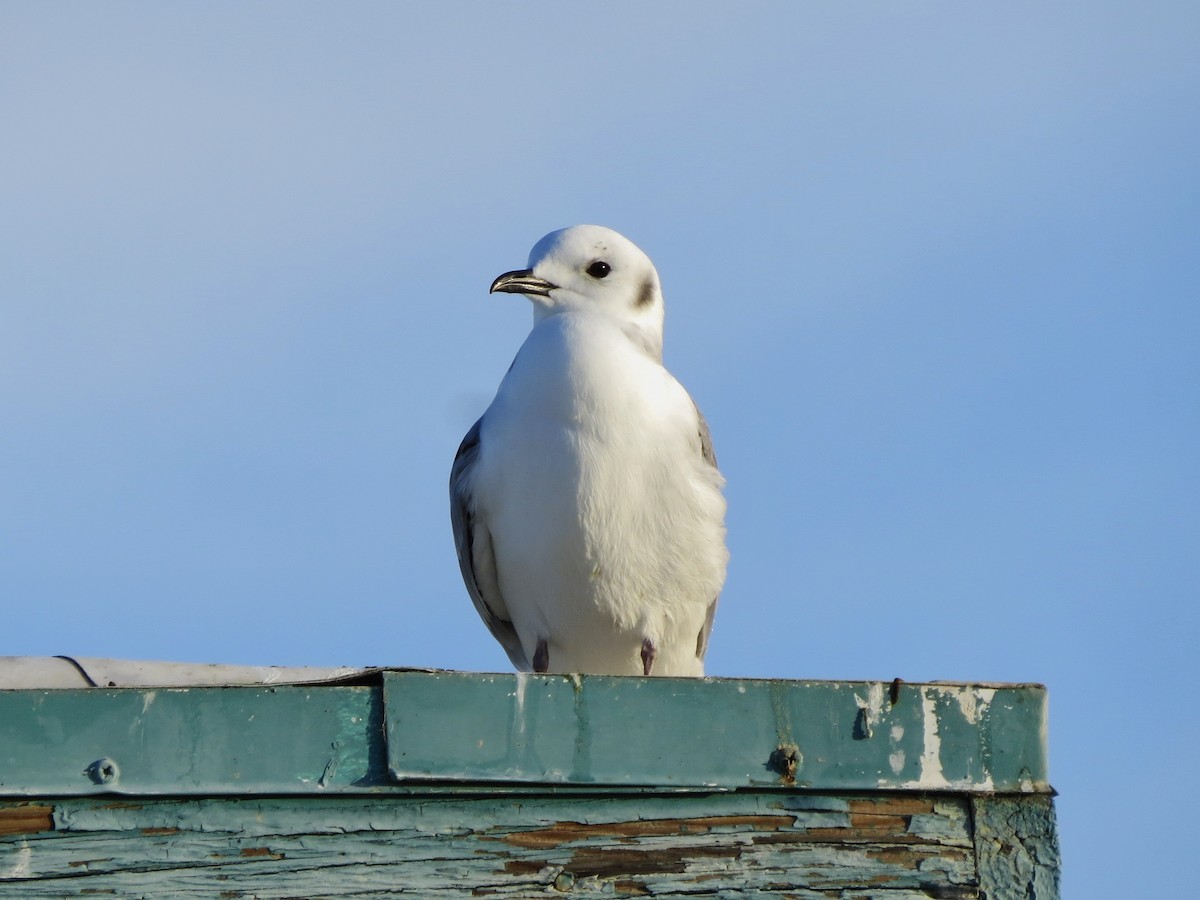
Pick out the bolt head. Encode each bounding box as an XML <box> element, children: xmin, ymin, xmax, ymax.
<box><xmin>86</xmin><ymin>758</ymin><xmax>120</xmax><ymax>785</ymax></box>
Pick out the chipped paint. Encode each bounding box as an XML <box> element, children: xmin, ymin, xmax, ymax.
<box><xmin>887</xmin><ymin>724</ymin><xmax>906</xmax><ymax>775</ymax></box>
<box><xmin>1</xmin><ymin>792</ymin><xmax>1045</xmax><ymax>897</ymax></box>
<box><xmin>0</xmin><ymin>839</ymin><xmax>32</xmax><ymax>879</ymax></box>
<box><xmin>853</xmin><ymin>682</ymin><xmax>887</xmax><ymax>739</ymax></box>
<box><xmin>892</xmin><ymin>687</ymin><xmax>999</xmax><ymax>792</ymax></box>
<box><xmin>384</xmin><ymin>674</ymin><xmax>1049</xmax><ymax>795</ymax></box>
<box><xmin>918</xmin><ymin>688</ymin><xmax>948</xmax><ymax>788</ymax></box>
<box><xmin>501</xmin><ymin>813</ymin><xmax>798</xmax><ymax>849</ymax></box>
<box><xmin>0</xmin><ymin>668</ymin><xmax>1059</xmax><ymax>897</ymax></box>
<box><xmin>1</xmin><ymin>674</ymin><xmax>1050</xmax><ymax>797</ymax></box>
<box><xmin>975</xmin><ymin>794</ymin><xmax>1060</xmax><ymax>897</ymax></box>
<box><xmin>953</xmin><ymin>685</ymin><xmax>995</xmax><ymax>725</ymax></box>
<box><xmin>512</xmin><ymin>671</ymin><xmax>529</xmax><ymax>724</ymax></box>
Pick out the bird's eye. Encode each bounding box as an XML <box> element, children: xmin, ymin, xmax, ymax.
<box><xmin>586</xmin><ymin>260</ymin><xmax>611</xmax><ymax>279</ymax></box>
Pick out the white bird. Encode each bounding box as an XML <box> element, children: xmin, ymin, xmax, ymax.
<box><xmin>450</xmin><ymin>225</ymin><xmax>728</xmax><ymax>676</ymax></box>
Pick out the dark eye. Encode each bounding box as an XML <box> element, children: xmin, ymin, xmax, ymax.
<box><xmin>586</xmin><ymin>260</ymin><xmax>611</xmax><ymax>279</ymax></box>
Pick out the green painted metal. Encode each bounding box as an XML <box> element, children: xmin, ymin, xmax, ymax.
<box><xmin>0</xmin><ymin>672</ymin><xmax>1048</xmax><ymax>797</ymax></box>
<box><xmin>0</xmin><ymin>686</ymin><xmax>387</xmax><ymax>797</ymax></box>
<box><xmin>385</xmin><ymin>672</ymin><xmax>1048</xmax><ymax>792</ymax></box>
<box><xmin>0</xmin><ymin>672</ymin><xmax>1059</xmax><ymax>897</ymax></box>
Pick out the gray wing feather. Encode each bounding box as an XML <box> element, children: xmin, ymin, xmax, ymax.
<box><xmin>695</xmin><ymin>404</ymin><xmax>718</xmax><ymax>469</ymax></box>
<box><xmin>696</xmin><ymin>595</ymin><xmax>719</xmax><ymax>660</ymax></box>
<box><xmin>693</xmin><ymin>402</ymin><xmax>721</xmax><ymax>662</ymax></box>
<box><xmin>450</xmin><ymin>417</ymin><xmax>530</xmax><ymax>670</ymax></box>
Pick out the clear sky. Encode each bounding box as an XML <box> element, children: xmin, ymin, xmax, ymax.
<box><xmin>3</xmin><ymin>4</ymin><xmax>1196</xmax><ymax>896</ymax></box>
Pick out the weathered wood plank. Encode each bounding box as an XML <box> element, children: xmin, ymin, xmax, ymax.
<box><xmin>0</xmin><ymin>805</ymin><xmax>52</xmax><ymax>836</ymax></box>
<box><xmin>973</xmin><ymin>794</ymin><xmax>1060</xmax><ymax>900</ymax></box>
<box><xmin>1</xmin><ymin>793</ymin><xmax>980</xmax><ymax>898</ymax></box>
<box><xmin>0</xmin><ymin>673</ymin><xmax>1057</xmax><ymax>897</ymax></box>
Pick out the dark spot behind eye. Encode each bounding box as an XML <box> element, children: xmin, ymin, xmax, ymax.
<box><xmin>635</xmin><ymin>277</ymin><xmax>656</xmax><ymax>308</ymax></box>
<box><xmin>586</xmin><ymin>261</ymin><xmax>611</xmax><ymax>279</ymax></box>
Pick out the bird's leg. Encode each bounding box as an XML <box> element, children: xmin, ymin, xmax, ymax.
<box><xmin>640</xmin><ymin>638</ymin><xmax>657</xmax><ymax>676</ymax></box>
<box><xmin>533</xmin><ymin>639</ymin><xmax>550</xmax><ymax>674</ymax></box>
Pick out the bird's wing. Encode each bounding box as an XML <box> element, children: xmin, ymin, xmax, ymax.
<box><xmin>693</xmin><ymin>402</ymin><xmax>722</xmax><ymax>662</ymax></box>
<box><xmin>450</xmin><ymin>417</ymin><xmax>531</xmax><ymax>671</ymax></box>
<box><xmin>695</xmin><ymin>404</ymin><xmax>719</xmax><ymax>470</ymax></box>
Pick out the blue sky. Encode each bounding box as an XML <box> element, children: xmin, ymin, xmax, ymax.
<box><xmin>2</xmin><ymin>3</ymin><xmax>1196</xmax><ymax>896</ymax></box>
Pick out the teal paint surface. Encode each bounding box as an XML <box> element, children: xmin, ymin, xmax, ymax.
<box><xmin>975</xmin><ymin>794</ymin><xmax>1061</xmax><ymax>900</ymax></box>
<box><xmin>0</xmin><ymin>685</ymin><xmax>387</xmax><ymax>796</ymax></box>
<box><xmin>0</xmin><ymin>673</ymin><xmax>1048</xmax><ymax>796</ymax></box>
<box><xmin>0</xmin><ymin>672</ymin><xmax>1059</xmax><ymax>897</ymax></box>
<box><xmin>4</xmin><ymin>793</ymin><xmax>988</xmax><ymax>898</ymax></box>
<box><xmin>384</xmin><ymin>672</ymin><xmax>1049</xmax><ymax>792</ymax></box>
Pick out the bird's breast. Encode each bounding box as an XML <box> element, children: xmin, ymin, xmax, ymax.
<box><xmin>503</xmin><ymin>315</ymin><xmax>681</xmax><ymax>422</ymax></box>
<box><xmin>474</xmin><ymin>314</ymin><xmax>725</xmax><ymax>634</ymax></box>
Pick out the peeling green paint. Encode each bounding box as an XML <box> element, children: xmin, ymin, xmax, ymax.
<box><xmin>384</xmin><ymin>672</ymin><xmax>1049</xmax><ymax>792</ymax></box>
<box><xmin>0</xmin><ymin>792</ymin><xmax>1060</xmax><ymax>897</ymax></box>
<box><xmin>1</xmin><ymin>674</ymin><xmax>1048</xmax><ymax>796</ymax></box>
<box><xmin>0</xmin><ymin>685</ymin><xmax>387</xmax><ymax>796</ymax></box>
<box><xmin>0</xmin><ymin>672</ymin><xmax>1058</xmax><ymax>897</ymax></box>
<box><xmin>975</xmin><ymin>794</ymin><xmax>1061</xmax><ymax>900</ymax></box>
<box><xmin>3</xmin><ymin>793</ymin><xmax>998</xmax><ymax>898</ymax></box>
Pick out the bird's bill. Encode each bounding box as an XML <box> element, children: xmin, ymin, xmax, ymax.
<box><xmin>490</xmin><ymin>269</ymin><xmax>557</xmax><ymax>298</ymax></box>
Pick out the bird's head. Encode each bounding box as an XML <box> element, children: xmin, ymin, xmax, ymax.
<box><xmin>490</xmin><ymin>225</ymin><xmax>665</xmax><ymax>353</ymax></box>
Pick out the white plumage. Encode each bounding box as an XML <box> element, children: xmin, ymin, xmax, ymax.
<box><xmin>450</xmin><ymin>225</ymin><xmax>727</xmax><ymax>676</ymax></box>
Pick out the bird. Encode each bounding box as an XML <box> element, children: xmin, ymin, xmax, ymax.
<box><xmin>450</xmin><ymin>225</ymin><xmax>728</xmax><ymax>676</ymax></box>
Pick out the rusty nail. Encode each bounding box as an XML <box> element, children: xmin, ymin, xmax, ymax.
<box><xmin>768</xmin><ymin>743</ymin><xmax>801</xmax><ymax>784</ymax></box>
